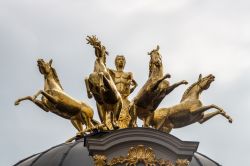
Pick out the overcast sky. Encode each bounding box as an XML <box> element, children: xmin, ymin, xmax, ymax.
<box><xmin>1</xmin><ymin>0</ymin><xmax>250</xmax><ymax>165</ymax></box>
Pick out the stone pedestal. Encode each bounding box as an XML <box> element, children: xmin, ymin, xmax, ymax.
<box><xmin>86</xmin><ymin>128</ymin><xmax>199</xmax><ymax>166</ymax></box>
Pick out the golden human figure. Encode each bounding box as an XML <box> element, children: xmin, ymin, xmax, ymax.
<box><xmin>109</xmin><ymin>55</ymin><xmax>138</xmax><ymax>128</ymax></box>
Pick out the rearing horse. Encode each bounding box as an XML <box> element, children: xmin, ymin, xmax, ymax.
<box><xmin>15</xmin><ymin>59</ymin><xmax>98</xmax><ymax>135</ymax></box>
<box><xmin>85</xmin><ymin>36</ymin><xmax>122</xmax><ymax>130</ymax></box>
<box><xmin>129</xmin><ymin>45</ymin><xmax>188</xmax><ymax>127</ymax></box>
<box><xmin>152</xmin><ymin>74</ymin><xmax>233</xmax><ymax>133</ymax></box>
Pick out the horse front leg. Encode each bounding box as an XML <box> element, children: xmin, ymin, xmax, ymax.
<box><xmin>15</xmin><ymin>96</ymin><xmax>33</xmax><ymax>105</ymax></box>
<box><xmin>84</xmin><ymin>77</ymin><xmax>93</xmax><ymax>99</ymax></box>
<box><xmin>211</xmin><ymin>105</ymin><xmax>233</xmax><ymax>123</ymax></box>
<box><xmin>164</xmin><ymin>80</ymin><xmax>188</xmax><ymax>96</ymax></box>
<box><xmin>40</xmin><ymin>91</ymin><xmax>59</xmax><ymax>104</ymax></box>
<box><xmin>14</xmin><ymin>90</ymin><xmax>43</xmax><ymax>105</ymax></box>
<box><xmin>152</xmin><ymin>73</ymin><xmax>171</xmax><ymax>91</ymax></box>
<box><xmin>15</xmin><ymin>95</ymin><xmax>50</xmax><ymax>113</ymax></box>
<box><xmin>128</xmin><ymin>103</ymin><xmax>138</xmax><ymax>127</ymax></box>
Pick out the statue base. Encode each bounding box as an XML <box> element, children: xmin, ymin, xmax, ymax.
<box><xmin>15</xmin><ymin>128</ymin><xmax>220</xmax><ymax>166</ymax></box>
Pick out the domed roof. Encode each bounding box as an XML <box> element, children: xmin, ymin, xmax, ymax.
<box><xmin>15</xmin><ymin>142</ymin><xmax>220</xmax><ymax>166</ymax></box>
<box><xmin>14</xmin><ymin>139</ymin><xmax>94</xmax><ymax>166</ymax></box>
<box><xmin>14</xmin><ymin>128</ymin><xmax>221</xmax><ymax>166</ymax></box>
<box><xmin>190</xmin><ymin>152</ymin><xmax>221</xmax><ymax>166</ymax></box>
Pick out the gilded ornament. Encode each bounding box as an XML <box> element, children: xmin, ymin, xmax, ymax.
<box><xmin>85</xmin><ymin>35</ymin><xmax>122</xmax><ymax>130</ymax></box>
<box><xmin>15</xmin><ymin>59</ymin><xmax>99</xmax><ymax>135</ymax></box>
<box><xmin>152</xmin><ymin>74</ymin><xmax>233</xmax><ymax>133</ymax></box>
<box><xmin>93</xmin><ymin>155</ymin><xmax>108</xmax><ymax>166</ymax></box>
<box><xmin>14</xmin><ymin>35</ymin><xmax>233</xmax><ymax>142</ymax></box>
<box><xmin>93</xmin><ymin>145</ymin><xmax>186</xmax><ymax>166</ymax></box>
<box><xmin>108</xmin><ymin>55</ymin><xmax>138</xmax><ymax>128</ymax></box>
<box><xmin>129</xmin><ymin>45</ymin><xmax>188</xmax><ymax>127</ymax></box>
<box><xmin>175</xmin><ymin>159</ymin><xmax>190</xmax><ymax>166</ymax></box>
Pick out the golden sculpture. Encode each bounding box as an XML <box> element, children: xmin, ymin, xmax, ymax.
<box><xmin>129</xmin><ymin>45</ymin><xmax>188</xmax><ymax>127</ymax></box>
<box><xmin>175</xmin><ymin>159</ymin><xmax>190</xmax><ymax>166</ymax></box>
<box><xmin>93</xmin><ymin>155</ymin><xmax>108</xmax><ymax>166</ymax></box>
<box><xmin>151</xmin><ymin>74</ymin><xmax>233</xmax><ymax>133</ymax></box>
<box><xmin>15</xmin><ymin>59</ymin><xmax>98</xmax><ymax>135</ymax></box>
<box><xmin>85</xmin><ymin>35</ymin><xmax>122</xmax><ymax>130</ymax></box>
<box><xmin>109</xmin><ymin>55</ymin><xmax>138</xmax><ymax>128</ymax></box>
<box><xmin>93</xmin><ymin>145</ymin><xmax>189</xmax><ymax>166</ymax></box>
<box><xmin>14</xmin><ymin>35</ymin><xmax>233</xmax><ymax>139</ymax></box>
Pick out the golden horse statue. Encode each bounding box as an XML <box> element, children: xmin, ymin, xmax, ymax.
<box><xmin>152</xmin><ymin>74</ymin><xmax>233</xmax><ymax>133</ymax></box>
<box><xmin>129</xmin><ymin>45</ymin><xmax>188</xmax><ymax>127</ymax></box>
<box><xmin>85</xmin><ymin>36</ymin><xmax>122</xmax><ymax>130</ymax></box>
<box><xmin>15</xmin><ymin>59</ymin><xmax>98</xmax><ymax>135</ymax></box>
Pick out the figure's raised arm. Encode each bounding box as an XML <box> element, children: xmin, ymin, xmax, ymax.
<box><xmin>86</xmin><ymin>35</ymin><xmax>109</xmax><ymax>59</ymax></box>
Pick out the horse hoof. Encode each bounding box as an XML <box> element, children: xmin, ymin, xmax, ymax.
<box><xmin>183</xmin><ymin>81</ymin><xmax>188</xmax><ymax>85</ymax></box>
<box><xmin>76</xmin><ymin>132</ymin><xmax>83</xmax><ymax>137</ymax></box>
<box><xmin>102</xmin><ymin>126</ymin><xmax>108</xmax><ymax>131</ymax></box>
<box><xmin>14</xmin><ymin>101</ymin><xmax>20</xmax><ymax>106</ymax></box>
<box><xmin>166</xmin><ymin>74</ymin><xmax>171</xmax><ymax>78</ymax></box>
<box><xmin>229</xmin><ymin>118</ymin><xmax>233</xmax><ymax>123</ymax></box>
<box><xmin>112</xmin><ymin>123</ymin><xmax>119</xmax><ymax>130</ymax></box>
<box><xmin>132</xmin><ymin>123</ymin><xmax>138</xmax><ymax>128</ymax></box>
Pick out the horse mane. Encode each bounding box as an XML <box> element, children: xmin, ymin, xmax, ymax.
<box><xmin>51</xmin><ymin>67</ymin><xmax>64</xmax><ymax>90</ymax></box>
<box><xmin>149</xmin><ymin>58</ymin><xmax>153</xmax><ymax>77</ymax></box>
<box><xmin>181</xmin><ymin>80</ymin><xmax>199</xmax><ymax>102</ymax></box>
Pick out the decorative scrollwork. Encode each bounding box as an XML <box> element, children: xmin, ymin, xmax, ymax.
<box><xmin>93</xmin><ymin>145</ymin><xmax>190</xmax><ymax>166</ymax></box>
<box><xmin>175</xmin><ymin>159</ymin><xmax>190</xmax><ymax>166</ymax></box>
<box><xmin>93</xmin><ymin>154</ymin><xmax>107</xmax><ymax>166</ymax></box>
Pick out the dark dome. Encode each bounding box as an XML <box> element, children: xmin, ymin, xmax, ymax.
<box><xmin>190</xmin><ymin>152</ymin><xmax>221</xmax><ymax>166</ymax></box>
<box><xmin>14</xmin><ymin>139</ymin><xmax>94</xmax><ymax>166</ymax></box>
<box><xmin>14</xmin><ymin>128</ymin><xmax>221</xmax><ymax>166</ymax></box>
<box><xmin>15</xmin><ymin>140</ymin><xmax>220</xmax><ymax>166</ymax></box>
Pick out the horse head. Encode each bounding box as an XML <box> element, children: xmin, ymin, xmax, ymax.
<box><xmin>148</xmin><ymin>45</ymin><xmax>163</xmax><ymax>77</ymax></box>
<box><xmin>148</xmin><ymin>45</ymin><xmax>162</xmax><ymax>67</ymax></box>
<box><xmin>37</xmin><ymin>59</ymin><xmax>63</xmax><ymax>90</ymax></box>
<box><xmin>181</xmin><ymin>74</ymin><xmax>215</xmax><ymax>101</ymax></box>
<box><xmin>37</xmin><ymin>59</ymin><xmax>53</xmax><ymax>76</ymax></box>
<box><xmin>197</xmin><ymin>74</ymin><xmax>215</xmax><ymax>91</ymax></box>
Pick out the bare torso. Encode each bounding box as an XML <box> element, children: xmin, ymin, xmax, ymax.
<box><xmin>113</xmin><ymin>71</ymin><xmax>133</xmax><ymax>98</ymax></box>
